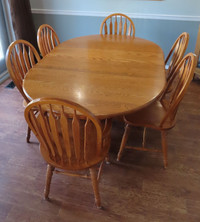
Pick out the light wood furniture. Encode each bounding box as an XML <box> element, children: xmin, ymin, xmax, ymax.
<box><xmin>23</xmin><ymin>35</ymin><xmax>166</xmax><ymax>119</ymax></box>
<box><xmin>165</xmin><ymin>32</ymin><xmax>189</xmax><ymax>81</ymax></box>
<box><xmin>117</xmin><ymin>53</ymin><xmax>197</xmax><ymax>168</ymax></box>
<box><xmin>37</xmin><ymin>24</ymin><xmax>60</xmax><ymax>57</ymax></box>
<box><xmin>6</xmin><ymin>39</ymin><xmax>41</xmax><ymax>142</ymax></box>
<box><xmin>24</xmin><ymin>98</ymin><xmax>112</xmax><ymax>208</ymax></box>
<box><xmin>100</xmin><ymin>13</ymin><xmax>135</xmax><ymax>37</ymax></box>
<box><xmin>194</xmin><ymin>25</ymin><xmax>200</xmax><ymax>78</ymax></box>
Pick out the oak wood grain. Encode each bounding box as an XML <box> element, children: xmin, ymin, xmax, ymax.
<box><xmin>37</xmin><ymin>24</ymin><xmax>60</xmax><ymax>57</ymax></box>
<box><xmin>23</xmin><ymin>35</ymin><xmax>166</xmax><ymax>119</ymax></box>
<box><xmin>100</xmin><ymin>13</ymin><xmax>135</xmax><ymax>36</ymax></box>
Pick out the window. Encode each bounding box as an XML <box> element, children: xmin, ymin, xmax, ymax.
<box><xmin>0</xmin><ymin>39</ymin><xmax>4</xmax><ymax>61</ymax></box>
<box><xmin>0</xmin><ymin>0</ymin><xmax>10</xmax><ymax>82</ymax></box>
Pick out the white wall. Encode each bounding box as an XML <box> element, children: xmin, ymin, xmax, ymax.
<box><xmin>30</xmin><ymin>0</ymin><xmax>200</xmax><ymax>55</ymax></box>
<box><xmin>30</xmin><ymin>0</ymin><xmax>200</xmax><ymax>17</ymax></box>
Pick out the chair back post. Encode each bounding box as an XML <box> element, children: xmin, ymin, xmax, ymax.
<box><xmin>6</xmin><ymin>39</ymin><xmax>41</xmax><ymax>103</ymax></box>
<box><xmin>160</xmin><ymin>53</ymin><xmax>197</xmax><ymax>127</ymax></box>
<box><xmin>100</xmin><ymin>13</ymin><xmax>135</xmax><ymax>37</ymax></box>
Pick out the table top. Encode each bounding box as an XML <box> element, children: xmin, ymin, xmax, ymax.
<box><xmin>23</xmin><ymin>34</ymin><xmax>166</xmax><ymax>119</ymax></box>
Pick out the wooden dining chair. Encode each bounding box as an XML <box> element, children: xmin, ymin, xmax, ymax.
<box><xmin>100</xmin><ymin>13</ymin><xmax>135</xmax><ymax>37</ymax></box>
<box><xmin>165</xmin><ymin>32</ymin><xmax>189</xmax><ymax>81</ymax></box>
<box><xmin>117</xmin><ymin>53</ymin><xmax>196</xmax><ymax>168</ymax></box>
<box><xmin>194</xmin><ymin>25</ymin><xmax>200</xmax><ymax>78</ymax></box>
<box><xmin>24</xmin><ymin>98</ymin><xmax>112</xmax><ymax>208</ymax></box>
<box><xmin>37</xmin><ymin>24</ymin><xmax>60</xmax><ymax>57</ymax></box>
<box><xmin>6</xmin><ymin>39</ymin><xmax>41</xmax><ymax>143</ymax></box>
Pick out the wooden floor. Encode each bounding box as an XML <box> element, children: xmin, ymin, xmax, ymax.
<box><xmin>0</xmin><ymin>78</ymin><xmax>200</xmax><ymax>222</ymax></box>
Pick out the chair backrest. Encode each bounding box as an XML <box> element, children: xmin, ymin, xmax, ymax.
<box><xmin>194</xmin><ymin>25</ymin><xmax>200</xmax><ymax>63</ymax></box>
<box><xmin>165</xmin><ymin>32</ymin><xmax>189</xmax><ymax>81</ymax></box>
<box><xmin>24</xmin><ymin>98</ymin><xmax>108</xmax><ymax>171</ymax></box>
<box><xmin>100</xmin><ymin>13</ymin><xmax>135</xmax><ymax>37</ymax></box>
<box><xmin>160</xmin><ymin>53</ymin><xmax>197</xmax><ymax>128</ymax></box>
<box><xmin>6</xmin><ymin>39</ymin><xmax>41</xmax><ymax>103</ymax></box>
<box><xmin>37</xmin><ymin>24</ymin><xmax>60</xmax><ymax>57</ymax></box>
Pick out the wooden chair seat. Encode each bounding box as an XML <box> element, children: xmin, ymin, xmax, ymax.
<box><xmin>124</xmin><ymin>100</ymin><xmax>175</xmax><ymax>131</ymax></box>
<box><xmin>41</xmin><ymin>118</ymin><xmax>112</xmax><ymax>171</ymax></box>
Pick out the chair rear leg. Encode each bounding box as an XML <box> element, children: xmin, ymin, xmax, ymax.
<box><xmin>105</xmin><ymin>156</ymin><xmax>110</xmax><ymax>164</ymax></box>
<box><xmin>117</xmin><ymin>124</ymin><xmax>131</xmax><ymax>161</ymax></box>
<box><xmin>142</xmin><ymin>127</ymin><xmax>147</xmax><ymax>147</ymax></box>
<box><xmin>89</xmin><ymin>167</ymin><xmax>101</xmax><ymax>209</ymax></box>
<box><xmin>44</xmin><ymin>164</ymin><xmax>55</xmax><ymax>200</ymax></box>
<box><xmin>26</xmin><ymin>126</ymin><xmax>31</xmax><ymax>143</ymax></box>
<box><xmin>161</xmin><ymin>131</ymin><xmax>168</xmax><ymax>168</ymax></box>
<box><xmin>97</xmin><ymin>161</ymin><xmax>104</xmax><ymax>182</ymax></box>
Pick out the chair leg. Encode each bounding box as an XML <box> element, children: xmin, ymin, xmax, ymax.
<box><xmin>89</xmin><ymin>167</ymin><xmax>101</xmax><ymax>209</ymax></box>
<box><xmin>97</xmin><ymin>161</ymin><xmax>104</xmax><ymax>182</ymax></box>
<box><xmin>161</xmin><ymin>131</ymin><xmax>168</xmax><ymax>168</ymax></box>
<box><xmin>44</xmin><ymin>164</ymin><xmax>55</xmax><ymax>200</ymax></box>
<box><xmin>117</xmin><ymin>124</ymin><xmax>131</xmax><ymax>161</ymax></box>
<box><xmin>105</xmin><ymin>155</ymin><xmax>110</xmax><ymax>164</ymax></box>
<box><xmin>142</xmin><ymin>127</ymin><xmax>147</xmax><ymax>147</ymax></box>
<box><xmin>26</xmin><ymin>126</ymin><xmax>31</xmax><ymax>143</ymax></box>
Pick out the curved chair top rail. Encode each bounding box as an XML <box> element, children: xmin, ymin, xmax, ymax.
<box><xmin>6</xmin><ymin>39</ymin><xmax>41</xmax><ymax>103</ymax></box>
<box><xmin>165</xmin><ymin>32</ymin><xmax>189</xmax><ymax>81</ymax></box>
<box><xmin>160</xmin><ymin>52</ymin><xmax>197</xmax><ymax>127</ymax></box>
<box><xmin>100</xmin><ymin>13</ymin><xmax>135</xmax><ymax>37</ymax></box>
<box><xmin>37</xmin><ymin>24</ymin><xmax>60</xmax><ymax>57</ymax></box>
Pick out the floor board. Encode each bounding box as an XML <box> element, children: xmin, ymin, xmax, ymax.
<box><xmin>0</xmin><ymin>78</ymin><xmax>200</xmax><ymax>222</ymax></box>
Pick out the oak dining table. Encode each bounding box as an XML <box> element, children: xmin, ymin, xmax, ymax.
<box><xmin>23</xmin><ymin>34</ymin><xmax>166</xmax><ymax>119</ymax></box>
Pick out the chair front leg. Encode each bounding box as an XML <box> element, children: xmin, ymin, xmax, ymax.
<box><xmin>89</xmin><ymin>167</ymin><xmax>101</xmax><ymax>209</ymax></box>
<box><xmin>161</xmin><ymin>130</ymin><xmax>168</xmax><ymax>168</ymax></box>
<box><xmin>44</xmin><ymin>164</ymin><xmax>55</xmax><ymax>200</ymax></box>
<box><xmin>117</xmin><ymin>124</ymin><xmax>131</xmax><ymax>161</ymax></box>
<box><xmin>26</xmin><ymin>126</ymin><xmax>31</xmax><ymax>143</ymax></box>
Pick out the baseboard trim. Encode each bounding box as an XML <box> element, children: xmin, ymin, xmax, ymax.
<box><xmin>31</xmin><ymin>9</ymin><xmax>200</xmax><ymax>22</ymax></box>
<box><xmin>0</xmin><ymin>70</ymin><xmax>9</xmax><ymax>84</ymax></box>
